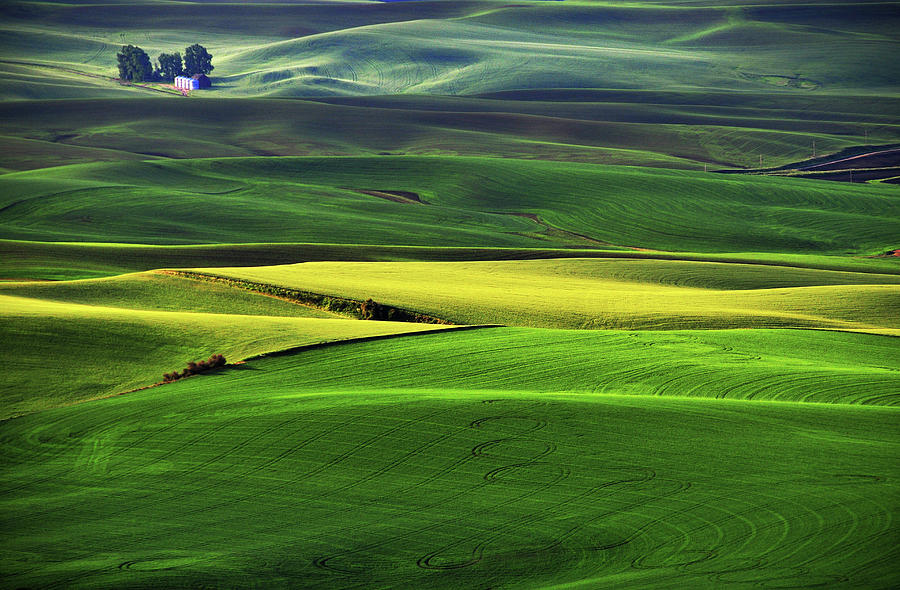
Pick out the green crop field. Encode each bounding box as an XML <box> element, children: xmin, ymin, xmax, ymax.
<box><xmin>1</xmin><ymin>0</ymin><xmax>898</xmax><ymax>588</ymax></box>
<box><xmin>2</xmin><ymin>334</ymin><xmax>898</xmax><ymax>588</ymax></box>
<box><xmin>2</xmin><ymin>156</ymin><xmax>897</xmax><ymax>253</ymax></box>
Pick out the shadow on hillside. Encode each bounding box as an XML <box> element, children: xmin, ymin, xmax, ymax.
<box><xmin>224</xmin><ymin>364</ymin><xmax>260</xmax><ymax>372</ymax></box>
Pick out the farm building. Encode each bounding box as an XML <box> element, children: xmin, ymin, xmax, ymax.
<box><xmin>174</xmin><ymin>74</ymin><xmax>211</xmax><ymax>90</ymax></box>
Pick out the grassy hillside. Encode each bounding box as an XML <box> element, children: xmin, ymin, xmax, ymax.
<box><xmin>0</xmin><ymin>239</ymin><xmax>637</xmax><ymax>281</ymax></box>
<box><xmin>1</xmin><ymin>93</ymin><xmax>897</xmax><ymax>172</ymax></box>
<box><xmin>2</xmin><ymin>157</ymin><xmax>897</xmax><ymax>253</ymax></box>
<box><xmin>0</xmin><ymin>292</ymin><xmax>456</xmax><ymax>419</ymax></box>
<box><xmin>1</xmin><ymin>342</ymin><xmax>896</xmax><ymax>588</ymax></box>
<box><xmin>0</xmin><ymin>271</ymin><xmax>341</xmax><ymax>316</ymax></box>
<box><xmin>192</xmin><ymin>326</ymin><xmax>900</xmax><ymax>406</ymax></box>
<box><xmin>2</xmin><ymin>259</ymin><xmax>897</xmax><ymax>419</ymax></box>
<box><xmin>2</xmin><ymin>2</ymin><xmax>898</xmax><ymax>588</ymax></box>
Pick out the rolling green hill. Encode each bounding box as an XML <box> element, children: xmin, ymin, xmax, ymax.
<box><xmin>1</xmin><ymin>333</ymin><xmax>897</xmax><ymax>588</ymax></box>
<box><xmin>179</xmin><ymin>325</ymin><xmax>900</xmax><ymax>406</ymax></box>
<box><xmin>0</xmin><ymin>271</ymin><xmax>340</xmax><ymax>316</ymax></box>
<box><xmin>3</xmin><ymin>94</ymin><xmax>896</xmax><ymax>173</ymax></box>
<box><xmin>1</xmin><ymin>0</ymin><xmax>894</xmax><ymax>179</ymax></box>
<box><xmin>2</xmin><ymin>1</ymin><xmax>899</xmax><ymax>588</ymax></box>
<box><xmin>1</xmin><ymin>1</ymin><xmax>897</xmax><ymax>98</ymax></box>
<box><xmin>0</xmin><ymin>290</ymin><xmax>456</xmax><ymax>419</ymax></box>
<box><xmin>0</xmin><ymin>0</ymin><xmax>896</xmax><ymax>180</ymax></box>
<box><xmin>2</xmin><ymin>157</ymin><xmax>897</xmax><ymax>253</ymax></box>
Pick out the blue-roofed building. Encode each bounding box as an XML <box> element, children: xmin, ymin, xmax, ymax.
<box><xmin>174</xmin><ymin>74</ymin><xmax>211</xmax><ymax>90</ymax></box>
<box><xmin>174</xmin><ymin>75</ymin><xmax>198</xmax><ymax>90</ymax></box>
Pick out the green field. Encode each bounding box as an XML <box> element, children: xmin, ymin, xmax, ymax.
<box><xmin>2</xmin><ymin>156</ymin><xmax>897</xmax><ymax>253</ymax></box>
<box><xmin>2</xmin><ymin>336</ymin><xmax>898</xmax><ymax>588</ymax></box>
<box><xmin>1</xmin><ymin>94</ymin><xmax>897</xmax><ymax>173</ymax></box>
<box><xmin>1</xmin><ymin>0</ymin><xmax>898</xmax><ymax>588</ymax></box>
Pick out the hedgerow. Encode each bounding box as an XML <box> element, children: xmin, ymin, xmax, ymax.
<box><xmin>165</xmin><ymin>271</ymin><xmax>451</xmax><ymax>324</ymax></box>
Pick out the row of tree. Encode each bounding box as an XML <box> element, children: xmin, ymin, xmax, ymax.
<box><xmin>117</xmin><ymin>43</ymin><xmax>213</xmax><ymax>82</ymax></box>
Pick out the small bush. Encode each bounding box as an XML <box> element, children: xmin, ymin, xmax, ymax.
<box><xmin>360</xmin><ymin>298</ymin><xmax>377</xmax><ymax>320</ymax></box>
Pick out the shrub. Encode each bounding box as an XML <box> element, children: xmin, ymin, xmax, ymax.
<box><xmin>163</xmin><ymin>354</ymin><xmax>227</xmax><ymax>383</ymax></box>
<box><xmin>360</xmin><ymin>298</ymin><xmax>375</xmax><ymax>320</ymax></box>
<box><xmin>361</xmin><ymin>298</ymin><xmax>390</xmax><ymax>320</ymax></box>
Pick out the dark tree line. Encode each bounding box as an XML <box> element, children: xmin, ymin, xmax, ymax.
<box><xmin>116</xmin><ymin>43</ymin><xmax>213</xmax><ymax>82</ymax></box>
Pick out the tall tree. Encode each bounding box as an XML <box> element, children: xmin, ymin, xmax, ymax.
<box><xmin>116</xmin><ymin>45</ymin><xmax>152</xmax><ymax>82</ymax></box>
<box><xmin>156</xmin><ymin>52</ymin><xmax>183</xmax><ymax>81</ymax></box>
<box><xmin>183</xmin><ymin>44</ymin><xmax>213</xmax><ymax>76</ymax></box>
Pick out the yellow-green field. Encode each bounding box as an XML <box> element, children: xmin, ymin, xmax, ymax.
<box><xmin>204</xmin><ymin>258</ymin><xmax>900</xmax><ymax>334</ymax></box>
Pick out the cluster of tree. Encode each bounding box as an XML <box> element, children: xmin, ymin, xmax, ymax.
<box><xmin>162</xmin><ymin>354</ymin><xmax>226</xmax><ymax>382</ymax></box>
<box><xmin>117</xmin><ymin>43</ymin><xmax>213</xmax><ymax>82</ymax></box>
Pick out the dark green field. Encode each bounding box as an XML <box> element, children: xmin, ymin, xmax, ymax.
<box><xmin>1</xmin><ymin>1</ymin><xmax>898</xmax><ymax>588</ymax></box>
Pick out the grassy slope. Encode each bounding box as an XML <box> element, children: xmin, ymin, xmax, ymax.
<box><xmin>0</xmin><ymin>271</ymin><xmax>339</xmax><ymax>316</ymax></box>
<box><xmin>1</xmin><ymin>93</ymin><xmax>897</xmax><ymax>172</ymax></box>
<box><xmin>4</xmin><ymin>238</ymin><xmax>899</xmax><ymax>282</ymax></box>
<box><xmin>208</xmin><ymin>326</ymin><xmax>900</xmax><ymax>406</ymax></box>
<box><xmin>2</xmin><ymin>157</ymin><xmax>897</xmax><ymax>254</ymax></box>
<box><xmin>221</xmin><ymin>7</ymin><xmax>899</xmax><ymax>97</ymax></box>
<box><xmin>0</xmin><ymin>158</ymin><xmax>551</xmax><ymax>249</ymax></box>
<box><xmin>0</xmin><ymin>292</ymin><xmax>455</xmax><ymax>420</ymax></box>
<box><xmin>1</xmin><ymin>340</ymin><xmax>896</xmax><ymax>588</ymax></box>
<box><xmin>208</xmin><ymin>258</ymin><xmax>900</xmax><ymax>334</ymax></box>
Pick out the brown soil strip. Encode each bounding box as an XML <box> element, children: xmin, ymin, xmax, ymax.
<box><xmin>346</xmin><ymin>188</ymin><xmax>428</xmax><ymax>205</ymax></box>
<box><xmin>799</xmin><ymin>148</ymin><xmax>900</xmax><ymax>171</ymax></box>
<box><xmin>788</xmin><ymin>167</ymin><xmax>900</xmax><ymax>183</ymax></box>
<box><xmin>716</xmin><ymin>145</ymin><xmax>900</xmax><ymax>183</ymax></box>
